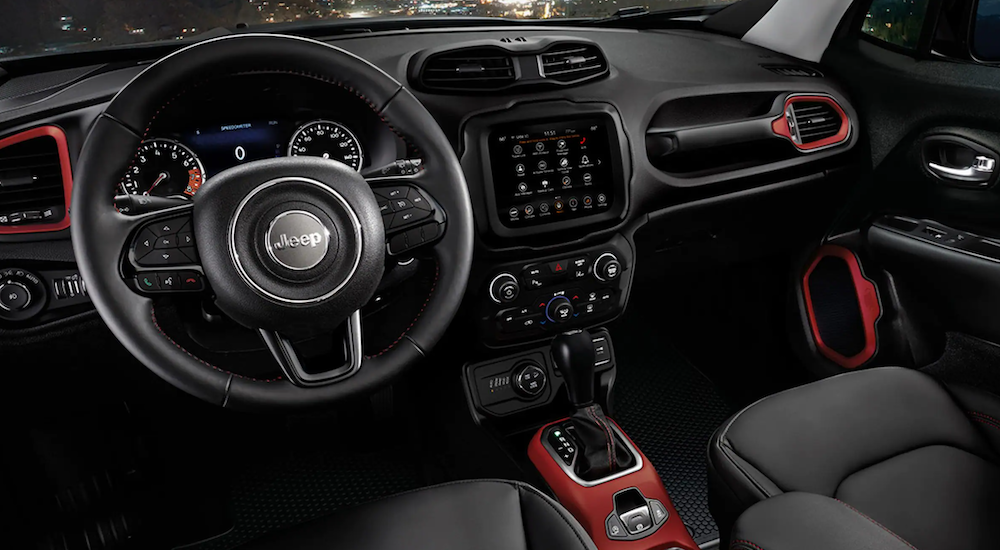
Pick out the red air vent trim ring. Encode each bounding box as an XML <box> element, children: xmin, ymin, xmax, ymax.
<box><xmin>0</xmin><ymin>125</ymin><xmax>73</xmax><ymax>235</ymax></box>
<box><xmin>771</xmin><ymin>94</ymin><xmax>851</xmax><ymax>152</ymax></box>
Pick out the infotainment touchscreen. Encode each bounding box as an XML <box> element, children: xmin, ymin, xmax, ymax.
<box><xmin>488</xmin><ymin>118</ymin><xmax>617</xmax><ymax>228</ymax></box>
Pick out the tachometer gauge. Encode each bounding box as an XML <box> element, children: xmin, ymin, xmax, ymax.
<box><xmin>287</xmin><ymin>120</ymin><xmax>364</xmax><ymax>171</ymax></box>
<box><xmin>120</xmin><ymin>139</ymin><xmax>205</xmax><ymax>198</ymax></box>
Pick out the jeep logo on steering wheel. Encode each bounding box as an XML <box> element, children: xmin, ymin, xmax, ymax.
<box><xmin>265</xmin><ymin>210</ymin><xmax>330</xmax><ymax>271</ymax></box>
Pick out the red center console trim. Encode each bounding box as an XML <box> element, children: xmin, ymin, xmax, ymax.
<box><xmin>0</xmin><ymin>125</ymin><xmax>73</xmax><ymax>235</ymax></box>
<box><xmin>528</xmin><ymin>418</ymin><xmax>699</xmax><ymax>550</ymax></box>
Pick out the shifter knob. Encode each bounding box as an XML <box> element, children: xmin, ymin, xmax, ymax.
<box><xmin>551</xmin><ymin>329</ymin><xmax>596</xmax><ymax>407</ymax></box>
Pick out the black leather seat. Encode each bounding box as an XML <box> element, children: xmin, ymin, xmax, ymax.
<box><xmin>709</xmin><ymin>367</ymin><xmax>1000</xmax><ymax>550</ymax></box>
<box><xmin>238</xmin><ymin>479</ymin><xmax>597</xmax><ymax>550</ymax></box>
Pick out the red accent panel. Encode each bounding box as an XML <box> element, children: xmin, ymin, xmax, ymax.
<box><xmin>771</xmin><ymin>95</ymin><xmax>851</xmax><ymax>152</ymax></box>
<box><xmin>0</xmin><ymin>125</ymin><xmax>73</xmax><ymax>235</ymax></box>
<box><xmin>528</xmin><ymin>418</ymin><xmax>699</xmax><ymax>550</ymax></box>
<box><xmin>802</xmin><ymin>245</ymin><xmax>881</xmax><ymax>369</ymax></box>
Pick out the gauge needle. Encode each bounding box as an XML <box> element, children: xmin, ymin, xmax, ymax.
<box><xmin>146</xmin><ymin>172</ymin><xmax>169</xmax><ymax>195</ymax></box>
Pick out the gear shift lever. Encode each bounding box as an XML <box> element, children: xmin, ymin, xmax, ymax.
<box><xmin>551</xmin><ymin>329</ymin><xmax>634</xmax><ymax>481</ymax></box>
<box><xmin>552</xmin><ymin>329</ymin><xmax>596</xmax><ymax>407</ymax></box>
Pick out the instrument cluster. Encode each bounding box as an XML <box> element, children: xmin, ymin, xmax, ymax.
<box><xmin>119</xmin><ymin>118</ymin><xmax>365</xmax><ymax>199</ymax></box>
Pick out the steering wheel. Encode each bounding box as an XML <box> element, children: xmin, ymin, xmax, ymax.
<box><xmin>72</xmin><ymin>34</ymin><xmax>473</xmax><ymax>411</ymax></box>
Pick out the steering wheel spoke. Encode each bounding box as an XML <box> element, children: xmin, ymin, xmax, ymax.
<box><xmin>367</xmin><ymin>174</ymin><xmax>447</xmax><ymax>257</ymax></box>
<box><xmin>119</xmin><ymin>203</ymin><xmax>208</xmax><ymax>295</ymax></box>
<box><xmin>258</xmin><ymin>310</ymin><xmax>363</xmax><ymax>387</ymax></box>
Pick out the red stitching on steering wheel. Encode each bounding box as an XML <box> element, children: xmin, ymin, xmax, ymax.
<box><xmin>365</xmin><ymin>261</ymin><xmax>439</xmax><ymax>359</ymax></box>
<box><xmin>150</xmin><ymin>305</ymin><xmax>282</xmax><ymax>382</ymax></box>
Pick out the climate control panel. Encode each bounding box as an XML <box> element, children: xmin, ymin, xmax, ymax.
<box><xmin>479</xmin><ymin>237</ymin><xmax>631</xmax><ymax>346</ymax></box>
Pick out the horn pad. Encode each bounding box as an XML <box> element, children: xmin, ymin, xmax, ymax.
<box><xmin>193</xmin><ymin>157</ymin><xmax>384</xmax><ymax>333</ymax></box>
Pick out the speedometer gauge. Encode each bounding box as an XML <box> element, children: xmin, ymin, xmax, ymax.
<box><xmin>120</xmin><ymin>139</ymin><xmax>205</xmax><ymax>198</ymax></box>
<box><xmin>287</xmin><ymin>120</ymin><xmax>364</xmax><ymax>171</ymax></box>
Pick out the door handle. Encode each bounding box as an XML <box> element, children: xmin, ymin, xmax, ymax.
<box><xmin>928</xmin><ymin>155</ymin><xmax>996</xmax><ymax>184</ymax></box>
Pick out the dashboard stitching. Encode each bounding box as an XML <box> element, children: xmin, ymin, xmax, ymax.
<box><xmin>150</xmin><ymin>304</ymin><xmax>282</xmax><ymax>382</ymax></box>
<box><xmin>365</xmin><ymin>260</ymin><xmax>439</xmax><ymax>358</ymax></box>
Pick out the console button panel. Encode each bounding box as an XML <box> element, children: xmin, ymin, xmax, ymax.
<box><xmin>465</xmin><ymin>329</ymin><xmax>616</xmax><ymax>418</ymax></box>
<box><xmin>479</xmin><ymin>238</ymin><xmax>631</xmax><ymax>346</ymax></box>
<box><xmin>605</xmin><ymin>487</ymin><xmax>669</xmax><ymax>541</ymax></box>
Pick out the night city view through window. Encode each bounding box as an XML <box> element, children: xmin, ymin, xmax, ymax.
<box><xmin>2</xmin><ymin>0</ymin><xmax>738</xmax><ymax>60</ymax></box>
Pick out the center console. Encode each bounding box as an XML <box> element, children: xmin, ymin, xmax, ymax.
<box><xmin>464</xmin><ymin>329</ymin><xmax>699</xmax><ymax>550</ymax></box>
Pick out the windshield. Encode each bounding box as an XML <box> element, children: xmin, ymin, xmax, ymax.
<box><xmin>2</xmin><ymin>0</ymin><xmax>738</xmax><ymax>62</ymax></box>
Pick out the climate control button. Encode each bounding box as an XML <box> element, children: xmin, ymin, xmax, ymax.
<box><xmin>594</xmin><ymin>253</ymin><xmax>622</xmax><ymax>282</ymax></box>
<box><xmin>546</xmin><ymin>295</ymin><xmax>574</xmax><ymax>323</ymax></box>
<box><xmin>489</xmin><ymin>273</ymin><xmax>520</xmax><ymax>304</ymax></box>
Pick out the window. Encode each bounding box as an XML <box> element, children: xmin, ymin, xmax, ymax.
<box><xmin>861</xmin><ymin>0</ymin><xmax>931</xmax><ymax>50</ymax></box>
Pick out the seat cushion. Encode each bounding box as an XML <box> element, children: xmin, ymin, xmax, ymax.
<box><xmin>730</xmin><ymin>492</ymin><xmax>916</xmax><ymax>550</ymax></box>
<box><xmin>237</xmin><ymin>479</ymin><xmax>597</xmax><ymax>550</ymax></box>
<box><xmin>708</xmin><ymin>367</ymin><xmax>1000</xmax><ymax>550</ymax></box>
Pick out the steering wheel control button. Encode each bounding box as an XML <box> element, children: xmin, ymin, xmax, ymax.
<box><xmin>158</xmin><ymin>272</ymin><xmax>179</xmax><ymax>291</ymax></box>
<box><xmin>265</xmin><ymin>210</ymin><xmax>331</xmax><ymax>271</ymax></box>
<box><xmin>606</xmin><ymin>514</ymin><xmax>628</xmax><ymax>539</ymax></box>
<box><xmin>513</xmin><ymin>362</ymin><xmax>547</xmax><ymax>398</ymax></box>
<box><xmin>0</xmin><ymin>282</ymin><xmax>30</xmax><ymax>311</ymax></box>
<box><xmin>489</xmin><ymin>273</ymin><xmax>520</xmax><ymax>304</ymax></box>
<box><xmin>179</xmin><ymin>271</ymin><xmax>205</xmax><ymax>291</ymax></box>
<box><xmin>133</xmin><ymin>229</ymin><xmax>157</xmax><ymax>259</ymax></box>
<box><xmin>150</xmin><ymin>217</ymin><xmax>189</xmax><ymax>237</ymax></box>
<box><xmin>136</xmin><ymin>274</ymin><xmax>160</xmax><ymax>292</ymax></box>
<box><xmin>649</xmin><ymin>500</ymin><xmax>669</xmax><ymax>525</ymax></box>
<box><xmin>155</xmin><ymin>235</ymin><xmax>177</xmax><ymax>249</ymax></box>
<box><xmin>594</xmin><ymin>253</ymin><xmax>622</xmax><ymax>282</ymax></box>
<box><xmin>132</xmin><ymin>216</ymin><xmax>199</xmax><ymax>267</ymax></box>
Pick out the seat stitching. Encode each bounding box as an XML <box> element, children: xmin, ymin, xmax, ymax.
<box><xmin>731</xmin><ymin>540</ymin><xmax>766</xmax><ymax>550</ymax></box>
<box><xmin>835</xmin><ymin>500</ymin><xmax>919</xmax><ymax>550</ymax></box>
<box><xmin>968</xmin><ymin>411</ymin><xmax>1000</xmax><ymax>431</ymax></box>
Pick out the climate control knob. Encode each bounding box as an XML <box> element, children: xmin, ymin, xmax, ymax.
<box><xmin>546</xmin><ymin>295</ymin><xmax>574</xmax><ymax>323</ymax></box>
<box><xmin>594</xmin><ymin>253</ymin><xmax>622</xmax><ymax>282</ymax></box>
<box><xmin>489</xmin><ymin>273</ymin><xmax>520</xmax><ymax>304</ymax></box>
<box><xmin>0</xmin><ymin>281</ymin><xmax>30</xmax><ymax>311</ymax></box>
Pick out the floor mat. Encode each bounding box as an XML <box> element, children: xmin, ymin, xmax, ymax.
<box><xmin>178</xmin><ymin>449</ymin><xmax>424</xmax><ymax>550</ymax></box>
<box><xmin>611</xmin><ymin>328</ymin><xmax>734</xmax><ymax>546</ymax></box>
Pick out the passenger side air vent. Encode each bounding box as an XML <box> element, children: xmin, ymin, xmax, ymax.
<box><xmin>761</xmin><ymin>64</ymin><xmax>823</xmax><ymax>78</ymax></box>
<box><xmin>772</xmin><ymin>95</ymin><xmax>851</xmax><ymax>152</ymax></box>
<box><xmin>539</xmin><ymin>43</ymin><xmax>609</xmax><ymax>83</ymax></box>
<box><xmin>418</xmin><ymin>48</ymin><xmax>516</xmax><ymax>91</ymax></box>
<box><xmin>790</xmin><ymin>101</ymin><xmax>844</xmax><ymax>144</ymax></box>
<box><xmin>0</xmin><ymin>126</ymin><xmax>72</xmax><ymax>234</ymax></box>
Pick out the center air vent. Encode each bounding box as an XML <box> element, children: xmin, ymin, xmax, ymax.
<box><xmin>418</xmin><ymin>48</ymin><xmax>516</xmax><ymax>92</ymax></box>
<box><xmin>539</xmin><ymin>43</ymin><xmax>609</xmax><ymax>83</ymax></box>
<box><xmin>0</xmin><ymin>126</ymin><xmax>72</xmax><ymax>234</ymax></box>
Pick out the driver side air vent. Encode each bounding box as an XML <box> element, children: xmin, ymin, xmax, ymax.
<box><xmin>0</xmin><ymin>126</ymin><xmax>72</xmax><ymax>234</ymax></box>
<box><xmin>539</xmin><ymin>43</ymin><xmax>609</xmax><ymax>83</ymax></box>
<box><xmin>418</xmin><ymin>48</ymin><xmax>516</xmax><ymax>92</ymax></box>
